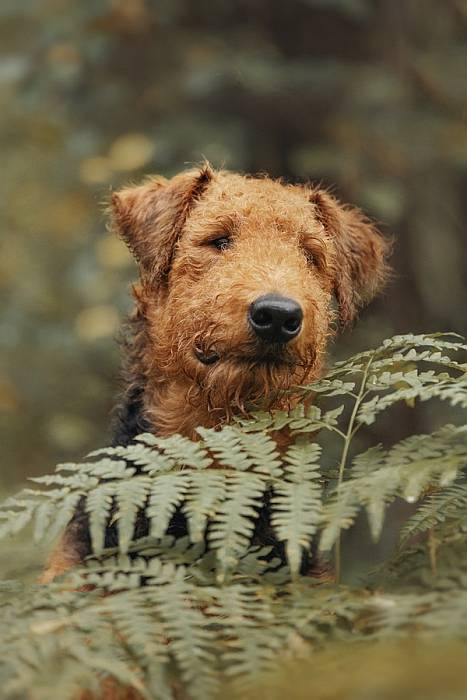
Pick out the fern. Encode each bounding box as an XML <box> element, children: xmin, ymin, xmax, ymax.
<box><xmin>146</xmin><ymin>472</ymin><xmax>190</xmax><ymax>539</ymax></box>
<box><xmin>208</xmin><ymin>471</ymin><xmax>268</xmax><ymax>581</ymax></box>
<box><xmin>399</xmin><ymin>483</ymin><xmax>467</xmax><ymax>547</ymax></box>
<box><xmin>151</xmin><ymin>433</ymin><xmax>213</xmax><ymax>471</ymax></box>
<box><xmin>183</xmin><ymin>471</ymin><xmax>226</xmax><ymax>543</ymax></box>
<box><xmin>85</xmin><ymin>483</ymin><xmax>116</xmax><ymax>556</ymax></box>
<box><xmin>271</xmin><ymin>439</ymin><xmax>322</xmax><ymax>577</ymax></box>
<box><xmin>114</xmin><ymin>476</ymin><xmax>152</xmax><ymax>554</ymax></box>
<box><xmin>197</xmin><ymin>426</ymin><xmax>254</xmax><ymax>471</ymax></box>
<box><xmin>0</xmin><ymin>333</ymin><xmax>465</xmax><ymax>699</ymax></box>
<box><xmin>320</xmin><ymin>424</ymin><xmax>467</xmax><ymax>550</ymax></box>
<box><xmin>147</xmin><ymin>574</ymin><xmax>220</xmax><ymax>700</ymax></box>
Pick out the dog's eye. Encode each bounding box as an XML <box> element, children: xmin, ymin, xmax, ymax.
<box><xmin>211</xmin><ymin>236</ymin><xmax>231</xmax><ymax>252</ymax></box>
<box><xmin>303</xmin><ymin>249</ymin><xmax>314</xmax><ymax>266</ymax></box>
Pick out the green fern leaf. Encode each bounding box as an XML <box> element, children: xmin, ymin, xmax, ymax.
<box><xmin>209</xmin><ymin>472</ymin><xmax>268</xmax><ymax>580</ymax></box>
<box><xmin>36</xmin><ymin>492</ymin><xmax>82</xmax><ymax>545</ymax></box>
<box><xmin>235</xmin><ymin>430</ymin><xmax>282</xmax><ymax>476</ymax></box>
<box><xmin>319</xmin><ymin>488</ymin><xmax>360</xmax><ymax>552</ymax></box>
<box><xmin>85</xmin><ymin>483</ymin><xmax>115</xmax><ymax>556</ymax></box>
<box><xmin>197</xmin><ymin>425</ymin><xmax>254</xmax><ymax>471</ymax></box>
<box><xmin>211</xmin><ymin>584</ymin><xmax>282</xmax><ymax>684</ymax></box>
<box><xmin>183</xmin><ymin>471</ymin><xmax>226</xmax><ymax>543</ymax></box>
<box><xmin>154</xmin><ymin>434</ymin><xmax>212</xmax><ymax>470</ymax></box>
<box><xmin>399</xmin><ymin>484</ymin><xmax>467</xmax><ymax>547</ymax></box>
<box><xmin>147</xmin><ymin>574</ymin><xmax>220</xmax><ymax>700</ymax></box>
<box><xmin>89</xmin><ymin>443</ymin><xmax>175</xmax><ymax>473</ymax></box>
<box><xmin>271</xmin><ymin>439</ymin><xmax>322</xmax><ymax>576</ymax></box>
<box><xmin>146</xmin><ymin>472</ymin><xmax>190</xmax><ymax>539</ymax></box>
<box><xmin>114</xmin><ymin>476</ymin><xmax>152</xmax><ymax>553</ymax></box>
<box><xmin>57</xmin><ymin>458</ymin><xmax>130</xmax><ymax>480</ymax></box>
<box><xmin>0</xmin><ymin>499</ymin><xmax>35</xmax><ymax>539</ymax></box>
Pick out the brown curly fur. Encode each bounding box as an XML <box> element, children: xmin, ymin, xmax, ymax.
<box><xmin>109</xmin><ymin>165</ymin><xmax>389</xmax><ymax>440</ymax></box>
<box><xmin>41</xmin><ymin>165</ymin><xmax>390</xmax><ymax>696</ymax></box>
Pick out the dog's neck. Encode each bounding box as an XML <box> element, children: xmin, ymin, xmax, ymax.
<box><xmin>111</xmin><ymin>377</ymin><xmax>234</xmax><ymax>444</ymax></box>
<box><xmin>112</xmin><ymin>370</ymin><xmax>314</xmax><ymax>445</ymax></box>
<box><xmin>148</xmin><ymin>378</ymin><xmax>229</xmax><ymax>438</ymax></box>
<box><xmin>112</xmin><ymin>377</ymin><xmax>300</xmax><ymax>445</ymax></box>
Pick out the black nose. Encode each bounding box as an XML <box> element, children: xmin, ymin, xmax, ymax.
<box><xmin>248</xmin><ymin>294</ymin><xmax>303</xmax><ymax>344</ymax></box>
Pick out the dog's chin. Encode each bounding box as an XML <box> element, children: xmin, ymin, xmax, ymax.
<box><xmin>245</xmin><ymin>351</ymin><xmax>296</xmax><ymax>367</ymax></box>
<box><xmin>194</xmin><ymin>344</ymin><xmax>298</xmax><ymax>370</ymax></box>
<box><xmin>186</xmin><ymin>343</ymin><xmax>320</xmax><ymax>419</ymax></box>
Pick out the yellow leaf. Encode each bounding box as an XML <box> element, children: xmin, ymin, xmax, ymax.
<box><xmin>75</xmin><ymin>304</ymin><xmax>120</xmax><ymax>342</ymax></box>
<box><xmin>108</xmin><ymin>133</ymin><xmax>155</xmax><ymax>171</ymax></box>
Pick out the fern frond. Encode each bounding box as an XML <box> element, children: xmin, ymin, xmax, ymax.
<box><xmin>387</xmin><ymin>424</ymin><xmax>467</xmax><ymax>503</ymax></box>
<box><xmin>147</xmin><ymin>574</ymin><xmax>220</xmax><ymax>700</ymax></box>
<box><xmin>146</xmin><ymin>472</ymin><xmax>190</xmax><ymax>539</ymax></box>
<box><xmin>103</xmin><ymin>588</ymin><xmax>169</xmax><ymax>664</ymax></box>
<box><xmin>235</xmin><ymin>430</ymin><xmax>282</xmax><ymax>476</ymax></box>
<box><xmin>300</xmin><ymin>378</ymin><xmax>356</xmax><ymax>397</ymax></box>
<box><xmin>319</xmin><ymin>488</ymin><xmax>360</xmax><ymax>551</ymax></box>
<box><xmin>284</xmin><ymin>404</ymin><xmax>345</xmax><ymax>435</ymax></box>
<box><xmin>90</xmin><ymin>443</ymin><xmax>175</xmax><ymax>473</ymax></box>
<box><xmin>209</xmin><ymin>472</ymin><xmax>268</xmax><ymax>580</ymax></box>
<box><xmin>211</xmin><ymin>584</ymin><xmax>284</xmax><ymax>689</ymax></box>
<box><xmin>35</xmin><ymin>492</ymin><xmax>83</xmax><ymax>545</ymax></box>
<box><xmin>399</xmin><ymin>484</ymin><xmax>467</xmax><ymax>547</ymax></box>
<box><xmin>86</xmin><ymin>483</ymin><xmax>116</xmax><ymax>555</ymax></box>
<box><xmin>271</xmin><ymin>440</ymin><xmax>322</xmax><ymax>576</ymax></box>
<box><xmin>183</xmin><ymin>471</ymin><xmax>226</xmax><ymax>543</ymax></box>
<box><xmin>310</xmin><ymin>333</ymin><xmax>466</xmax><ymax>388</ymax></box>
<box><xmin>114</xmin><ymin>477</ymin><xmax>152</xmax><ymax>553</ymax></box>
<box><xmin>321</xmin><ymin>425</ymin><xmax>467</xmax><ymax>546</ymax></box>
<box><xmin>55</xmin><ymin>458</ymin><xmax>131</xmax><ymax>480</ymax></box>
<box><xmin>154</xmin><ymin>434</ymin><xmax>212</xmax><ymax>470</ymax></box>
<box><xmin>358</xmin><ymin>373</ymin><xmax>467</xmax><ymax>426</ymax></box>
<box><xmin>236</xmin><ymin>402</ymin><xmax>346</xmax><ymax>438</ymax></box>
<box><xmin>197</xmin><ymin>426</ymin><xmax>254</xmax><ymax>471</ymax></box>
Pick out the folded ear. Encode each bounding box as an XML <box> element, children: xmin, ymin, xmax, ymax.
<box><xmin>110</xmin><ymin>164</ymin><xmax>214</xmax><ymax>284</ymax></box>
<box><xmin>309</xmin><ymin>188</ymin><xmax>391</xmax><ymax>326</ymax></box>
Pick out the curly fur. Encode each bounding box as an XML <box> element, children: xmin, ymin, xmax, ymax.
<box><xmin>42</xmin><ymin>164</ymin><xmax>390</xmax><ymax>581</ymax></box>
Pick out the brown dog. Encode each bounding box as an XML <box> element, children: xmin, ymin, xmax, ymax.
<box><xmin>42</xmin><ymin>164</ymin><xmax>389</xmax><ymax>581</ymax></box>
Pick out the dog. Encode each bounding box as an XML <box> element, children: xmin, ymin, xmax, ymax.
<box><xmin>42</xmin><ymin>163</ymin><xmax>390</xmax><ymax>583</ymax></box>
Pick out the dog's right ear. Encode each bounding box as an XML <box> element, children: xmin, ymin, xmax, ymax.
<box><xmin>110</xmin><ymin>164</ymin><xmax>214</xmax><ymax>284</ymax></box>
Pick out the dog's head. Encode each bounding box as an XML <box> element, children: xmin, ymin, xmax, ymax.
<box><xmin>111</xmin><ymin>165</ymin><xmax>390</xmax><ymax>424</ymax></box>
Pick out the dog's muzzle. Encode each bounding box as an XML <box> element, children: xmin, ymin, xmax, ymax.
<box><xmin>248</xmin><ymin>294</ymin><xmax>303</xmax><ymax>344</ymax></box>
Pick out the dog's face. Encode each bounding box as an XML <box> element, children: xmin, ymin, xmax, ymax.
<box><xmin>112</xmin><ymin>165</ymin><xmax>389</xmax><ymax>423</ymax></box>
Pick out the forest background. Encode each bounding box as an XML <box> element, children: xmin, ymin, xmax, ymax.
<box><xmin>1</xmin><ymin>0</ymin><xmax>466</xmax><ymax>574</ymax></box>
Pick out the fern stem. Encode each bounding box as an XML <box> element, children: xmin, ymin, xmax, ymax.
<box><xmin>315</xmin><ymin>423</ymin><xmax>347</xmax><ymax>440</ymax></box>
<box><xmin>334</xmin><ymin>355</ymin><xmax>374</xmax><ymax>583</ymax></box>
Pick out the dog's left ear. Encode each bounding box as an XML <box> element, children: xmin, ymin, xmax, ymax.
<box><xmin>110</xmin><ymin>164</ymin><xmax>214</xmax><ymax>284</ymax></box>
<box><xmin>309</xmin><ymin>188</ymin><xmax>391</xmax><ymax>326</ymax></box>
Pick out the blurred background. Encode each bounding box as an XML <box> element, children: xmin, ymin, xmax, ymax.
<box><xmin>1</xmin><ymin>0</ymin><xmax>466</xmax><ymax>498</ymax></box>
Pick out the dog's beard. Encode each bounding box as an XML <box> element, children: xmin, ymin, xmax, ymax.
<box><xmin>187</xmin><ymin>345</ymin><xmax>318</xmax><ymax>421</ymax></box>
<box><xmin>152</xmin><ymin>317</ymin><xmax>322</xmax><ymax>423</ymax></box>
